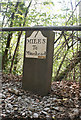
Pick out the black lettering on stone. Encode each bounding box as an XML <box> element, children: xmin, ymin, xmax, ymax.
<box><xmin>38</xmin><ymin>39</ymin><xmax>41</xmax><ymax>44</ymax></box>
<box><xmin>33</xmin><ymin>39</ymin><xmax>37</xmax><ymax>44</ymax></box>
<box><xmin>26</xmin><ymin>51</ymin><xmax>30</xmax><ymax>55</ymax></box>
<box><xmin>42</xmin><ymin>39</ymin><xmax>46</xmax><ymax>44</ymax></box>
<box><xmin>30</xmin><ymin>39</ymin><xmax>34</xmax><ymax>44</ymax></box>
<box><xmin>26</xmin><ymin>39</ymin><xmax>30</xmax><ymax>43</ymax></box>
<box><xmin>32</xmin><ymin>45</ymin><xmax>37</xmax><ymax>50</ymax></box>
<box><xmin>26</xmin><ymin>51</ymin><xmax>38</xmax><ymax>56</ymax></box>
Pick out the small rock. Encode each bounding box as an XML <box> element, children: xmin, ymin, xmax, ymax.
<box><xmin>69</xmin><ymin>113</ymin><xmax>75</xmax><ymax>119</ymax></box>
<box><xmin>22</xmin><ymin>95</ymin><xmax>26</xmax><ymax>99</ymax></box>
<box><xmin>13</xmin><ymin>104</ymin><xmax>18</xmax><ymax>107</ymax></box>
<box><xmin>1</xmin><ymin>113</ymin><xmax>6</xmax><ymax>117</ymax></box>
<box><xmin>80</xmin><ymin>93</ymin><xmax>81</xmax><ymax>97</ymax></box>
<box><xmin>28</xmin><ymin>106</ymin><xmax>35</xmax><ymax>111</ymax></box>
<box><xmin>52</xmin><ymin>107</ymin><xmax>60</xmax><ymax>111</ymax></box>
<box><xmin>73</xmin><ymin>108</ymin><xmax>79</xmax><ymax>114</ymax></box>
<box><xmin>28</xmin><ymin>111</ymin><xmax>32</xmax><ymax>115</ymax></box>
<box><xmin>6</xmin><ymin>110</ymin><xmax>10</xmax><ymax>113</ymax></box>
<box><xmin>8</xmin><ymin>88</ymin><xmax>19</xmax><ymax>95</ymax></box>
<box><xmin>53</xmin><ymin>97</ymin><xmax>57</xmax><ymax>100</ymax></box>
<box><xmin>75</xmin><ymin>105</ymin><xmax>79</xmax><ymax>108</ymax></box>
<box><xmin>22</xmin><ymin>112</ymin><xmax>25</xmax><ymax>116</ymax></box>
<box><xmin>2</xmin><ymin>94</ymin><xmax>6</xmax><ymax>99</ymax></box>
<box><xmin>44</xmin><ymin>108</ymin><xmax>50</xmax><ymax>111</ymax></box>
<box><xmin>14</xmin><ymin>107</ymin><xmax>18</xmax><ymax>111</ymax></box>
<box><xmin>80</xmin><ymin>115</ymin><xmax>81</xmax><ymax>119</ymax></box>
<box><xmin>8</xmin><ymin>103</ymin><xmax>13</xmax><ymax>109</ymax></box>
<box><xmin>45</xmin><ymin>104</ymin><xmax>50</xmax><ymax>107</ymax></box>
<box><xmin>24</xmin><ymin>98</ymin><xmax>30</xmax><ymax>103</ymax></box>
<box><xmin>36</xmin><ymin>99</ymin><xmax>39</xmax><ymax>103</ymax></box>
<box><xmin>14</xmin><ymin>115</ymin><xmax>18</xmax><ymax>117</ymax></box>
<box><xmin>11</xmin><ymin>110</ymin><xmax>14</xmax><ymax>113</ymax></box>
<box><xmin>59</xmin><ymin>107</ymin><xmax>64</xmax><ymax>112</ymax></box>
<box><xmin>46</xmin><ymin>114</ymin><xmax>51</xmax><ymax>118</ymax></box>
<box><xmin>19</xmin><ymin>92</ymin><xmax>23</xmax><ymax>95</ymax></box>
<box><xmin>41</xmin><ymin>111</ymin><xmax>48</xmax><ymax>115</ymax></box>
<box><xmin>18</xmin><ymin>97</ymin><xmax>21</xmax><ymax>101</ymax></box>
<box><xmin>33</xmin><ymin>113</ymin><xmax>39</xmax><ymax>118</ymax></box>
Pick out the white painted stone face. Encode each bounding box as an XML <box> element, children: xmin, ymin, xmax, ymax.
<box><xmin>26</xmin><ymin>31</ymin><xmax>47</xmax><ymax>59</ymax></box>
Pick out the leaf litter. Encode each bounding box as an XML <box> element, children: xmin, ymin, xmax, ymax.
<box><xmin>1</xmin><ymin>73</ymin><xmax>81</xmax><ymax>120</ymax></box>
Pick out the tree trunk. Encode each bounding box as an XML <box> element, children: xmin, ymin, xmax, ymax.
<box><xmin>10</xmin><ymin>0</ymin><xmax>32</xmax><ymax>73</ymax></box>
<box><xmin>10</xmin><ymin>32</ymin><xmax>22</xmax><ymax>73</ymax></box>
<box><xmin>55</xmin><ymin>38</ymin><xmax>77</xmax><ymax>78</ymax></box>
<box><xmin>2</xmin><ymin>2</ymin><xmax>19</xmax><ymax>70</ymax></box>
